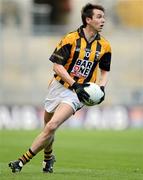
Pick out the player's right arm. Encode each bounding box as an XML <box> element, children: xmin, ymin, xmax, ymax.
<box><xmin>49</xmin><ymin>35</ymin><xmax>89</xmax><ymax>102</ymax></box>
<box><xmin>49</xmin><ymin>34</ymin><xmax>75</xmax><ymax>86</ymax></box>
<box><xmin>53</xmin><ymin>63</ymin><xmax>75</xmax><ymax>87</ymax></box>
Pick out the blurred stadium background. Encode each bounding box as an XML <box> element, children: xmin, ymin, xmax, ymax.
<box><xmin>0</xmin><ymin>0</ymin><xmax>143</xmax><ymax>130</ymax></box>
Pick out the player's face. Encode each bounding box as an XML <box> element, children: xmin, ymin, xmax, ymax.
<box><xmin>87</xmin><ymin>9</ymin><xmax>105</xmax><ymax>32</ymax></box>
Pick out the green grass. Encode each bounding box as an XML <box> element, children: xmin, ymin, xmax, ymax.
<box><xmin>0</xmin><ymin>129</ymin><xmax>143</xmax><ymax>180</ymax></box>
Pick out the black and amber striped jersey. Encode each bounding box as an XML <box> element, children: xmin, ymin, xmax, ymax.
<box><xmin>49</xmin><ymin>26</ymin><xmax>111</xmax><ymax>88</ymax></box>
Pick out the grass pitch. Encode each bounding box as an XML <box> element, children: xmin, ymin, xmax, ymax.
<box><xmin>0</xmin><ymin>129</ymin><xmax>143</xmax><ymax>180</ymax></box>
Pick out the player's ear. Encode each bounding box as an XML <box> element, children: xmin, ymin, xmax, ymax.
<box><xmin>86</xmin><ymin>17</ymin><xmax>92</xmax><ymax>24</ymax></box>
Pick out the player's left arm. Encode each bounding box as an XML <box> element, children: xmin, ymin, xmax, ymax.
<box><xmin>98</xmin><ymin>42</ymin><xmax>112</xmax><ymax>87</ymax></box>
<box><xmin>98</xmin><ymin>69</ymin><xmax>109</xmax><ymax>87</ymax></box>
<box><xmin>98</xmin><ymin>43</ymin><xmax>112</xmax><ymax>103</ymax></box>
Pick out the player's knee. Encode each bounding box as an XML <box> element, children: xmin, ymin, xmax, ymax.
<box><xmin>46</xmin><ymin>121</ymin><xmax>58</xmax><ymax>133</ymax></box>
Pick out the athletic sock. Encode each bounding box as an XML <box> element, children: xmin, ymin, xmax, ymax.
<box><xmin>44</xmin><ymin>149</ymin><xmax>53</xmax><ymax>162</ymax></box>
<box><xmin>44</xmin><ymin>136</ymin><xmax>54</xmax><ymax>162</ymax></box>
<box><xmin>19</xmin><ymin>148</ymin><xmax>35</xmax><ymax>165</ymax></box>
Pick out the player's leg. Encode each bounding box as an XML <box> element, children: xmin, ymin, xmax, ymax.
<box><xmin>9</xmin><ymin>102</ymin><xmax>74</xmax><ymax>173</ymax></box>
<box><xmin>43</xmin><ymin>111</ymin><xmax>54</xmax><ymax>162</ymax></box>
<box><xmin>43</xmin><ymin>111</ymin><xmax>55</xmax><ymax>173</ymax></box>
<box><xmin>30</xmin><ymin>102</ymin><xmax>74</xmax><ymax>153</ymax></box>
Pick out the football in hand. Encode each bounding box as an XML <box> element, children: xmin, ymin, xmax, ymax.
<box><xmin>82</xmin><ymin>82</ymin><xmax>104</xmax><ymax>106</ymax></box>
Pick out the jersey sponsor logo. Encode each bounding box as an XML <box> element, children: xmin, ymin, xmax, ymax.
<box><xmin>71</xmin><ymin>59</ymin><xmax>93</xmax><ymax>78</ymax></box>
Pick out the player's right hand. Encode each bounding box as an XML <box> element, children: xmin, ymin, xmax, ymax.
<box><xmin>71</xmin><ymin>82</ymin><xmax>90</xmax><ymax>102</ymax></box>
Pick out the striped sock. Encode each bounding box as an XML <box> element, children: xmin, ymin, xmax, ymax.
<box><xmin>44</xmin><ymin>136</ymin><xmax>54</xmax><ymax>162</ymax></box>
<box><xmin>44</xmin><ymin>149</ymin><xmax>53</xmax><ymax>162</ymax></box>
<box><xmin>19</xmin><ymin>148</ymin><xmax>35</xmax><ymax>165</ymax></box>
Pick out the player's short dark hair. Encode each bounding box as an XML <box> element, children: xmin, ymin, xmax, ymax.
<box><xmin>81</xmin><ymin>3</ymin><xmax>105</xmax><ymax>27</ymax></box>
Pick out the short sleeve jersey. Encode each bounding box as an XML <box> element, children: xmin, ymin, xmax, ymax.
<box><xmin>49</xmin><ymin>26</ymin><xmax>111</xmax><ymax>88</ymax></box>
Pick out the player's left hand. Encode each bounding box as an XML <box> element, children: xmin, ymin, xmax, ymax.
<box><xmin>98</xmin><ymin>86</ymin><xmax>105</xmax><ymax>104</ymax></box>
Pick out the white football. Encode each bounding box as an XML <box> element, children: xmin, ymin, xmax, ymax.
<box><xmin>83</xmin><ymin>82</ymin><xmax>104</xmax><ymax>106</ymax></box>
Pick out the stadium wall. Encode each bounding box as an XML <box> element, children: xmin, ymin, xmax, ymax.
<box><xmin>0</xmin><ymin>0</ymin><xmax>143</xmax><ymax>129</ymax></box>
<box><xmin>0</xmin><ymin>105</ymin><xmax>143</xmax><ymax>130</ymax></box>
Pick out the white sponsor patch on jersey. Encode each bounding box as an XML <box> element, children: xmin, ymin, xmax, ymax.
<box><xmin>71</xmin><ymin>59</ymin><xmax>93</xmax><ymax>78</ymax></box>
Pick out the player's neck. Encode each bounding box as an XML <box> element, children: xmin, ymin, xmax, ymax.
<box><xmin>83</xmin><ymin>27</ymin><xmax>97</xmax><ymax>43</ymax></box>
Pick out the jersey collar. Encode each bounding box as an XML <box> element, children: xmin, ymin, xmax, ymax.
<box><xmin>78</xmin><ymin>25</ymin><xmax>101</xmax><ymax>41</ymax></box>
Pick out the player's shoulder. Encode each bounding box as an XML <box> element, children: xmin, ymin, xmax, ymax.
<box><xmin>99</xmin><ymin>34</ymin><xmax>111</xmax><ymax>51</ymax></box>
<box><xmin>63</xmin><ymin>30</ymin><xmax>79</xmax><ymax>42</ymax></box>
<box><xmin>100</xmin><ymin>34</ymin><xmax>111</xmax><ymax>46</ymax></box>
<box><xmin>57</xmin><ymin>30</ymin><xmax>78</xmax><ymax>47</ymax></box>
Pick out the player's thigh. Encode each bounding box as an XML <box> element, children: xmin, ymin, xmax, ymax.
<box><xmin>45</xmin><ymin>103</ymin><xmax>74</xmax><ymax>131</ymax></box>
<box><xmin>44</xmin><ymin>110</ymin><xmax>54</xmax><ymax>125</ymax></box>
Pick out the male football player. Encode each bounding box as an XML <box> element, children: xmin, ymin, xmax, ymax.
<box><xmin>9</xmin><ymin>3</ymin><xmax>111</xmax><ymax>173</ymax></box>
